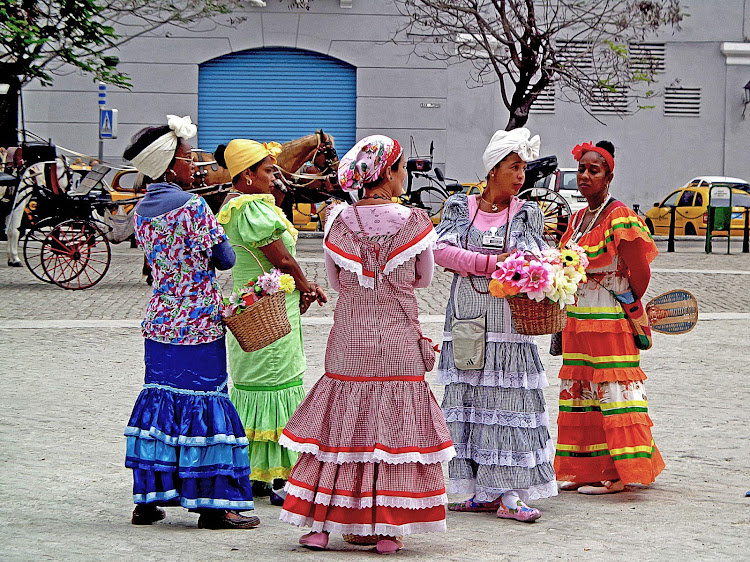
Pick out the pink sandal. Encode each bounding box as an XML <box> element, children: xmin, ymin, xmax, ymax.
<box><xmin>376</xmin><ymin>537</ymin><xmax>404</xmax><ymax>554</ymax></box>
<box><xmin>496</xmin><ymin>498</ymin><xmax>541</xmax><ymax>523</ymax></box>
<box><xmin>299</xmin><ymin>531</ymin><xmax>329</xmax><ymax>550</ymax></box>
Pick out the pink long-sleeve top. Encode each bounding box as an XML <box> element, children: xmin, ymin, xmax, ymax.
<box><xmin>434</xmin><ymin>195</ymin><xmax>524</xmax><ymax>277</ymax></box>
<box><xmin>324</xmin><ymin>203</ymin><xmax>434</xmax><ymax>290</ymax></box>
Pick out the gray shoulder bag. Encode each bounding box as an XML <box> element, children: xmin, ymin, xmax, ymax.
<box><xmin>451</xmin><ymin>199</ymin><xmax>511</xmax><ymax>370</ymax></box>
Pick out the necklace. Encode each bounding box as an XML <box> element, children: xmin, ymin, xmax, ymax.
<box><xmin>479</xmin><ymin>192</ymin><xmax>508</xmax><ymax>212</ymax></box>
<box><xmin>360</xmin><ymin>194</ymin><xmax>389</xmax><ymax>201</ymax></box>
<box><xmin>570</xmin><ymin>195</ymin><xmax>613</xmax><ymax>244</ymax></box>
<box><xmin>586</xmin><ymin>195</ymin><xmax>611</xmax><ymax>214</ymax></box>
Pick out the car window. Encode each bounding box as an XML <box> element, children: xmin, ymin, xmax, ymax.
<box><xmin>560</xmin><ymin>171</ymin><xmax>578</xmax><ymax>190</ymax></box>
<box><xmin>694</xmin><ymin>192</ymin><xmax>703</xmax><ymax>206</ymax></box>
<box><xmin>678</xmin><ymin>190</ymin><xmax>695</xmax><ymax>206</ymax></box>
<box><xmin>533</xmin><ymin>176</ymin><xmax>551</xmax><ymax>189</ymax></box>
<box><xmin>662</xmin><ymin>191</ymin><xmax>681</xmax><ymax>207</ymax></box>
<box><xmin>732</xmin><ymin>192</ymin><xmax>750</xmax><ymax>208</ymax></box>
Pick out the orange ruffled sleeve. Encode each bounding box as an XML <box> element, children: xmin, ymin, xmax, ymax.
<box><xmin>583</xmin><ymin>205</ymin><xmax>658</xmax><ymax>270</ymax></box>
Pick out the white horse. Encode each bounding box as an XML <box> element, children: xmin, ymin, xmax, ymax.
<box><xmin>5</xmin><ymin>159</ymin><xmax>70</xmax><ymax>267</ymax></box>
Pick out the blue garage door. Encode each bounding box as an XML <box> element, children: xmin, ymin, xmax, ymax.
<box><xmin>198</xmin><ymin>48</ymin><xmax>356</xmax><ymax>156</ymax></box>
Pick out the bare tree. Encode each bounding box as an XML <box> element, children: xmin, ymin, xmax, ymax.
<box><xmin>393</xmin><ymin>0</ymin><xmax>684</xmax><ymax>130</ymax></box>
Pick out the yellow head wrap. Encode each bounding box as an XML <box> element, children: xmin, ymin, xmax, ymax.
<box><xmin>223</xmin><ymin>139</ymin><xmax>283</xmax><ymax>179</ymax></box>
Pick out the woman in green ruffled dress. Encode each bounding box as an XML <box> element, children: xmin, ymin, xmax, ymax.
<box><xmin>215</xmin><ymin>139</ymin><xmax>327</xmax><ymax>504</ymax></box>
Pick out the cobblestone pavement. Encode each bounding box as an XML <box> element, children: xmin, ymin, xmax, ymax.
<box><xmin>0</xmin><ymin>237</ymin><xmax>748</xmax><ymax>561</ymax></box>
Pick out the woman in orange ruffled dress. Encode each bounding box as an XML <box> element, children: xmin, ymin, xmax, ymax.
<box><xmin>554</xmin><ymin>140</ymin><xmax>665</xmax><ymax>495</ymax></box>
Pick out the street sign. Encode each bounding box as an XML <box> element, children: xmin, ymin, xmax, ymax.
<box><xmin>99</xmin><ymin>108</ymin><xmax>118</xmax><ymax>139</ymax></box>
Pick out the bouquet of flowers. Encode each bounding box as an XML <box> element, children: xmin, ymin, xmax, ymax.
<box><xmin>488</xmin><ymin>245</ymin><xmax>589</xmax><ymax>335</ymax></box>
<box><xmin>221</xmin><ymin>268</ymin><xmax>296</xmax><ymax>352</ymax></box>
<box><xmin>222</xmin><ymin>269</ymin><xmax>296</xmax><ymax>318</ymax></box>
<box><xmin>489</xmin><ymin>246</ymin><xmax>589</xmax><ymax>308</ymax></box>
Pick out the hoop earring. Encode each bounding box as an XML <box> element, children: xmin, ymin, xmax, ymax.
<box><xmin>166</xmin><ymin>169</ymin><xmax>176</xmax><ymax>182</ymax></box>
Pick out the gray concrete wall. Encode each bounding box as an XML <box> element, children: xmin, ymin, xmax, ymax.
<box><xmin>20</xmin><ymin>0</ymin><xmax>750</xmax><ymax>208</ymax></box>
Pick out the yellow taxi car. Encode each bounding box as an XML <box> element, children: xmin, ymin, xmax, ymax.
<box><xmin>644</xmin><ymin>182</ymin><xmax>750</xmax><ymax>236</ymax></box>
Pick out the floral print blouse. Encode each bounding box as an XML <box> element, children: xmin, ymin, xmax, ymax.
<box><xmin>134</xmin><ymin>195</ymin><xmax>227</xmax><ymax>345</ymax></box>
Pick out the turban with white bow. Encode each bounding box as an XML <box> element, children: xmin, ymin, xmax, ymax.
<box><xmin>481</xmin><ymin>128</ymin><xmax>541</xmax><ymax>176</ymax></box>
<box><xmin>129</xmin><ymin>115</ymin><xmax>197</xmax><ymax>179</ymax></box>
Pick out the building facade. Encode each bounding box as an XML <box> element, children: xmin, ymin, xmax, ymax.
<box><xmin>23</xmin><ymin>0</ymin><xmax>750</xmax><ymax>207</ymax></box>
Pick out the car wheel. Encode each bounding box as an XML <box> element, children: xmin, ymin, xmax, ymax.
<box><xmin>685</xmin><ymin>223</ymin><xmax>696</xmax><ymax>236</ymax></box>
<box><xmin>645</xmin><ymin>218</ymin><xmax>655</xmax><ymax>235</ymax></box>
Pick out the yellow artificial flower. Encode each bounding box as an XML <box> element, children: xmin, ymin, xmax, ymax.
<box><xmin>560</xmin><ymin>248</ymin><xmax>580</xmax><ymax>267</ymax></box>
<box><xmin>279</xmin><ymin>274</ymin><xmax>296</xmax><ymax>294</ymax></box>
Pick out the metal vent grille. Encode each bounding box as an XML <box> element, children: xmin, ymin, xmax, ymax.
<box><xmin>590</xmin><ymin>87</ymin><xmax>630</xmax><ymax>114</ymax></box>
<box><xmin>557</xmin><ymin>40</ymin><xmax>594</xmax><ymax>73</ymax></box>
<box><xmin>629</xmin><ymin>42</ymin><xmax>666</xmax><ymax>74</ymax></box>
<box><xmin>664</xmin><ymin>87</ymin><xmax>701</xmax><ymax>116</ymax></box>
<box><xmin>529</xmin><ymin>84</ymin><xmax>556</xmax><ymax>113</ymax></box>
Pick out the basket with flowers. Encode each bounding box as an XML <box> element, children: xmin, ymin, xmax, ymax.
<box><xmin>222</xmin><ymin>268</ymin><xmax>297</xmax><ymax>352</ymax></box>
<box><xmin>488</xmin><ymin>246</ymin><xmax>589</xmax><ymax>335</ymax></box>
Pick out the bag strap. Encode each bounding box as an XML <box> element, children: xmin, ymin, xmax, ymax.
<box><xmin>460</xmin><ymin>195</ymin><xmax>512</xmax><ymax>297</ymax></box>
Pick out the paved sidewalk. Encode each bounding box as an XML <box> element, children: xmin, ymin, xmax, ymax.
<box><xmin>0</xmin><ymin>239</ymin><xmax>748</xmax><ymax>561</ymax></box>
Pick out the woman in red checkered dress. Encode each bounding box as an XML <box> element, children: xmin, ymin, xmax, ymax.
<box><xmin>279</xmin><ymin>135</ymin><xmax>455</xmax><ymax>554</ymax></box>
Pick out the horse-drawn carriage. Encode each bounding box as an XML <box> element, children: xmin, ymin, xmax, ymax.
<box><xmin>2</xmin><ymin>141</ymin><xmax>117</xmax><ymax>289</ymax></box>
<box><xmin>1</xmin><ymin>131</ymin><xmax>345</xmax><ymax>289</ymax></box>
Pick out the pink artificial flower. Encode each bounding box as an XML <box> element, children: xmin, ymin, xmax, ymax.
<box><xmin>257</xmin><ymin>269</ymin><xmax>282</xmax><ymax>294</ymax></box>
<box><xmin>492</xmin><ymin>254</ymin><xmax>528</xmax><ymax>287</ymax></box>
<box><xmin>517</xmin><ymin>259</ymin><xmax>553</xmax><ymax>300</ymax></box>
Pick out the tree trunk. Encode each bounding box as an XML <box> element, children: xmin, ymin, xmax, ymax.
<box><xmin>505</xmin><ymin>110</ymin><xmax>530</xmax><ymax>131</ymax></box>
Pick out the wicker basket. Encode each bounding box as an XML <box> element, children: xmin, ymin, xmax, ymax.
<box><xmin>223</xmin><ymin>243</ymin><xmax>291</xmax><ymax>352</ymax></box>
<box><xmin>506</xmin><ymin>294</ymin><xmax>567</xmax><ymax>335</ymax></box>
<box><xmin>224</xmin><ymin>290</ymin><xmax>291</xmax><ymax>352</ymax></box>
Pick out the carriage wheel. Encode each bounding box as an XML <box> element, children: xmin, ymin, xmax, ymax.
<box><xmin>40</xmin><ymin>220</ymin><xmax>111</xmax><ymax>290</ymax></box>
<box><xmin>416</xmin><ymin>186</ymin><xmax>450</xmax><ymax>218</ymax></box>
<box><xmin>22</xmin><ymin>220</ymin><xmax>59</xmax><ymax>283</ymax></box>
<box><xmin>518</xmin><ymin>187</ymin><xmax>571</xmax><ymax>246</ymax></box>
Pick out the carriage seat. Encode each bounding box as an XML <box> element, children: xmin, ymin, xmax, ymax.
<box><xmin>68</xmin><ymin>164</ymin><xmax>111</xmax><ymax>197</ymax></box>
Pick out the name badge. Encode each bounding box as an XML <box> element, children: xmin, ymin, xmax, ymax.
<box><xmin>482</xmin><ymin>227</ymin><xmax>505</xmax><ymax>249</ymax></box>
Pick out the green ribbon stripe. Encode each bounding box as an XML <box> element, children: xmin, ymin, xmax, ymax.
<box><xmin>611</xmin><ymin>451</ymin><xmax>654</xmax><ymax>462</ymax></box>
<box><xmin>567</xmin><ymin>311</ymin><xmax>625</xmax><ymax>320</ymax></box>
<box><xmin>585</xmin><ymin>222</ymin><xmax>651</xmax><ymax>258</ymax></box>
<box><xmin>563</xmin><ymin>359</ymin><xmax>640</xmax><ymax>369</ymax></box>
<box><xmin>555</xmin><ymin>449</ymin><xmax>611</xmax><ymax>458</ymax></box>
<box><xmin>601</xmin><ymin>406</ymin><xmax>649</xmax><ymax>416</ymax></box>
<box><xmin>559</xmin><ymin>405</ymin><xmax>601</xmax><ymax>413</ymax></box>
<box><xmin>233</xmin><ymin>380</ymin><xmax>303</xmax><ymax>392</ymax></box>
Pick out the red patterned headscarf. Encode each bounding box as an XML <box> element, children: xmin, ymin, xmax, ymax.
<box><xmin>337</xmin><ymin>135</ymin><xmax>402</xmax><ymax>193</ymax></box>
<box><xmin>572</xmin><ymin>142</ymin><xmax>614</xmax><ymax>173</ymax></box>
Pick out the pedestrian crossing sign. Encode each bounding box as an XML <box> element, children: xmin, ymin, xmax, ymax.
<box><xmin>99</xmin><ymin>108</ymin><xmax>118</xmax><ymax>139</ymax></box>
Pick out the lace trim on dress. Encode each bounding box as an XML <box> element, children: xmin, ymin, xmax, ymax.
<box><xmin>279</xmin><ymin>510</ymin><xmax>447</xmax><ymax>536</ymax></box>
<box><xmin>278</xmin><ymin>434</ymin><xmax>456</xmax><ymax>465</ymax></box>
<box><xmin>443</xmin><ymin>407</ymin><xmax>549</xmax><ymax>429</ymax></box>
<box><xmin>436</xmin><ymin>368</ymin><xmax>549</xmax><ymax>390</ymax></box>
<box><xmin>323</xmin><ymin>241</ymin><xmax>375</xmax><ymax>290</ymax></box>
<box><xmin>285</xmin><ymin>483</ymin><xmax>448</xmax><ymax>510</ymax></box>
<box><xmin>449</xmin><ymin>479</ymin><xmax>558</xmax><ymax>503</ymax></box>
<box><xmin>452</xmin><ymin>439</ymin><xmax>556</xmax><ymax>468</ymax></box>
<box><xmin>382</xmin><ymin>228</ymin><xmax>437</xmax><ymax>275</ymax></box>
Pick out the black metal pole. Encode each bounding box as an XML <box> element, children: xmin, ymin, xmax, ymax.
<box><xmin>668</xmin><ymin>205</ymin><xmax>676</xmax><ymax>252</ymax></box>
<box><xmin>744</xmin><ymin>209</ymin><xmax>749</xmax><ymax>254</ymax></box>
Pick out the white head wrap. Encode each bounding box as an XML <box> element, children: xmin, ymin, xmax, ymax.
<box><xmin>481</xmin><ymin>127</ymin><xmax>541</xmax><ymax>176</ymax></box>
<box><xmin>129</xmin><ymin>115</ymin><xmax>197</xmax><ymax>179</ymax></box>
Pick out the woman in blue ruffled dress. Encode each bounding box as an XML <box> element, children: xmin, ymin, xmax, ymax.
<box><xmin>123</xmin><ymin>116</ymin><xmax>258</xmax><ymax>529</ymax></box>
